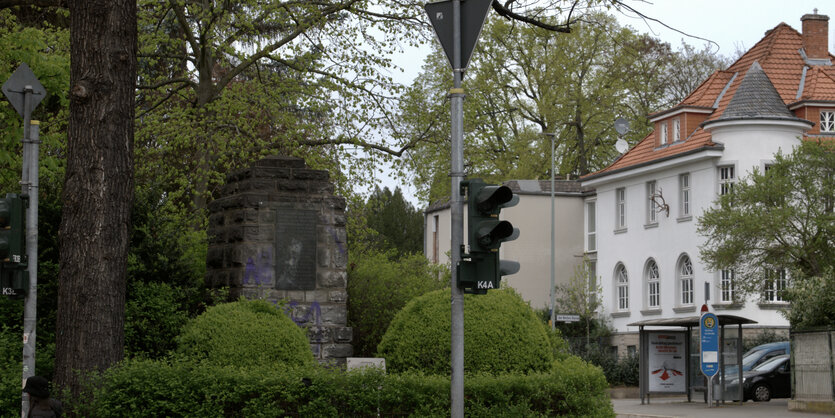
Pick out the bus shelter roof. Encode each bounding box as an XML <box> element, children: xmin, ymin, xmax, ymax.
<box><xmin>628</xmin><ymin>314</ymin><xmax>757</xmax><ymax>328</ymax></box>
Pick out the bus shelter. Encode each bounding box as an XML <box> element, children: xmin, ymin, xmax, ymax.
<box><xmin>629</xmin><ymin>314</ymin><xmax>757</xmax><ymax>404</ymax></box>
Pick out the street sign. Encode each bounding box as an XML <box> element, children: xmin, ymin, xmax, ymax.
<box><xmin>2</xmin><ymin>63</ymin><xmax>46</xmax><ymax>117</ymax></box>
<box><xmin>557</xmin><ymin>314</ymin><xmax>580</xmax><ymax>323</ymax></box>
<box><xmin>425</xmin><ymin>0</ymin><xmax>492</xmax><ymax>72</ymax></box>
<box><xmin>700</xmin><ymin>312</ymin><xmax>719</xmax><ymax>377</ymax></box>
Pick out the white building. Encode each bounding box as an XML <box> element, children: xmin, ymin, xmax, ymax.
<box><xmin>424</xmin><ymin>180</ymin><xmax>588</xmax><ymax>309</ymax></box>
<box><xmin>581</xmin><ymin>12</ymin><xmax>835</xmax><ymax>354</ymax></box>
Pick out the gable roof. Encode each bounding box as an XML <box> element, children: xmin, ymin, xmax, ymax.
<box><xmin>583</xmin><ymin>19</ymin><xmax>833</xmax><ymax>182</ymax></box>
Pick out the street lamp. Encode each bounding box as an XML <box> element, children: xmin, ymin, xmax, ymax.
<box><xmin>543</xmin><ymin>132</ymin><xmax>557</xmax><ymax>330</ymax></box>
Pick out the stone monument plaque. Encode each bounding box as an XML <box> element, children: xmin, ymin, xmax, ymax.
<box><xmin>274</xmin><ymin>208</ymin><xmax>318</xmax><ymax>290</ymax></box>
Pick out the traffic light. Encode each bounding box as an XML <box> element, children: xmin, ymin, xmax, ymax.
<box><xmin>457</xmin><ymin>179</ymin><xmax>520</xmax><ymax>294</ymax></box>
<box><xmin>1</xmin><ymin>266</ymin><xmax>27</xmax><ymax>299</ymax></box>
<box><xmin>0</xmin><ymin>193</ymin><xmax>27</xmax><ymax>298</ymax></box>
<box><xmin>0</xmin><ymin>193</ymin><xmax>26</xmax><ymax>265</ymax></box>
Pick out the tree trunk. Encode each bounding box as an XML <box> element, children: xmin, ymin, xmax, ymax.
<box><xmin>54</xmin><ymin>0</ymin><xmax>136</xmax><ymax>399</ymax></box>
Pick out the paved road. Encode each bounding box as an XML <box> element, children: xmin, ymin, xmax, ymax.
<box><xmin>612</xmin><ymin>396</ymin><xmax>828</xmax><ymax>418</ymax></box>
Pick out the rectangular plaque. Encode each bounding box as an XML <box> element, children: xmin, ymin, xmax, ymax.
<box><xmin>274</xmin><ymin>208</ymin><xmax>318</xmax><ymax>290</ymax></box>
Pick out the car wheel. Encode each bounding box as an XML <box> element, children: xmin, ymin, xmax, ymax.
<box><xmin>753</xmin><ymin>384</ymin><xmax>771</xmax><ymax>402</ymax></box>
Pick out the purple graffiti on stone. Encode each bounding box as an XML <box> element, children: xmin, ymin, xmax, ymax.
<box><xmin>327</xmin><ymin>227</ymin><xmax>347</xmax><ymax>257</ymax></box>
<box><xmin>243</xmin><ymin>248</ymin><xmax>274</xmax><ymax>285</ymax></box>
<box><xmin>284</xmin><ymin>300</ymin><xmax>322</xmax><ymax>327</ymax></box>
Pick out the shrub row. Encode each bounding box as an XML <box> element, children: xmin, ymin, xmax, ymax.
<box><xmin>82</xmin><ymin>356</ymin><xmax>613</xmax><ymax>417</ymax></box>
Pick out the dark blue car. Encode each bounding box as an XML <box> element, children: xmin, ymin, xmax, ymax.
<box><xmin>728</xmin><ymin>354</ymin><xmax>792</xmax><ymax>401</ymax></box>
<box><xmin>724</xmin><ymin>341</ymin><xmax>790</xmax><ymax>376</ymax></box>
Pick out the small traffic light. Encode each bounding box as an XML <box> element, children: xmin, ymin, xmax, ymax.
<box><xmin>457</xmin><ymin>179</ymin><xmax>520</xmax><ymax>294</ymax></box>
<box><xmin>0</xmin><ymin>193</ymin><xmax>26</xmax><ymax>265</ymax></box>
<box><xmin>1</xmin><ymin>266</ymin><xmax>28</xmax><ymax>299</ymax></box>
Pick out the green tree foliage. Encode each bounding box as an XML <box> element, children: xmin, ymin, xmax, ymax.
<box><xmin>176</xmin><ymin>299</ymin><xmax>315</xmax><ymax>368</ymax></box>
<box><xmin>377</xmin><ymin>288</ymin><xmax>554</xmax><ymax>375</ymax></box>
<box><xmin>553</xmin><ymin>258</ymin><xmax>610</xmax><ymax>349</ymax></box>
<box><xmin>698</xmin><ymin>141</ymin><xmax>835</xmax><ymax>293</ymax></box>
<box><xmin>783</xmin><ymin>269</ymin><xmax>835</xmax><ymax>330</ymax></box>
<box><xmin>358</xmin><ymin>186</ymin><xmax>423</xmax><ymax>256</ymax></box>
<box><xmin>0</xmin><ymin>8</ymin><xmax>70</xmax><ymax>190</ymax></box>
<box><xmin>134</xmin><ymin>0</ymin><xmax>428</xmax><ymax>213</ymax></box>
<box><xmin>346</xmin><ymin>250</ymin><xmax>447</xmax><ymax>357</ymax></box>
<box><xmin>395</xmin><ymin>13</ymin><xmax>727</xmax><ymax>202</ymax></box>
<box><xmin>124</xmin><ymin>282</ymin><xmax>189</xmax><ymax>359</ymax></box>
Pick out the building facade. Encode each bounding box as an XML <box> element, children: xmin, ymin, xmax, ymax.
<box><xmin>581</xmin><ymin>12</ymin><xmax>835</xmax><ymax>354</ymax></box>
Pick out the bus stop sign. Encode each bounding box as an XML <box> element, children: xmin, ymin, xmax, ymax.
<box><xmin>700</xmin><ymin>312</ymin><xmax>719</xmax><ymax>377</ymax></box>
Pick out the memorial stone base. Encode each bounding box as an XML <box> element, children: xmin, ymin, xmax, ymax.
<box><xmin>206</xmin><ymin>156</ymin><xmax>352</xmax><ymax>365</ymax></box>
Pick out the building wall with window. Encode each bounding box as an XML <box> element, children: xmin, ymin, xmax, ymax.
<box><xmin>586</xmin><ymin>148</ymin><xmax>793</xmax><ymax>333</ymax></box>
<box><xmin>576</xmin><ymin>12</ymin><xmax>835</xmax><ymax>345</ymax></box>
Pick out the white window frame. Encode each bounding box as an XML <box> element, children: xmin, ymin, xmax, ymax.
<box><xmin>432</xmin><ymin>215</ymin><xmax>439</xmax><ymax>263</ymax></box>
<box><xmin>762</xmin><ymin>269</ymin><xmax>788</xmax><ymax>302</ymax></box>
<box><xmin>673</xmin><ymin>118</ymin><xmax>681</xmax><ymax>142</ymax></box>
<box><xmin>719</xmin><ymin>165</ymin><xmax>735</xmax><ymax>196</ymax></box>
<box><xmin>646</xmin><ymin>181</ymin><xmax>658</xmax><ymax>225</ymax></box>
<box><xmin>678</xmin><ymin>255</ymin><xmax>694</xmax><ymax>306</ymax></box>
<box><xmin>615</xmin><ymin>263</ymin><xmax>629</xmax><ymax>311</ymax></box>
<box><xmin>587</xmin><ymin>259</ymin><xmax>598</xmax><ymax>308</ymax></box>
<box><xmin>680</xmin><ymin>173</ymin><xmax>691</xmax><ymax>217</ymax></box>
<box><xmin>615</xmin><ymin>187</ymin><xmax>627</xmax><ymax>230</ymax></box>
<box><xmin>646</xmin><ymin>260</ymin><xmax>660</xmax><ymax>309</ymax></box>
<box><xmin>821</xmin><ymin>111</ymin><xmax>835</xmax><ymax>133</ymax></box>
<box><xmin>659</xmin><ymin>122</ymin><xmax>668</xmax><ymax>145</ymax></box>
<box><xmin>720</xmin><ymin>269</ymin><xmax>735</xmax><ymax>303</ymax></box>
<box><xmin>586</xmin><ymin>200</ymin><xmax>596</xmax><ymax>252</ymax></box>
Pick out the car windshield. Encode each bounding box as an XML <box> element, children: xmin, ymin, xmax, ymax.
<box><xmin>753</xmin><ymin>355</ymin><xmax>786</xmax><ymax>372</ymax></box>
<box><xmin>742</xmin><ymin>351</ymin><xmax>766</xmax><ymax>368</ymax></box>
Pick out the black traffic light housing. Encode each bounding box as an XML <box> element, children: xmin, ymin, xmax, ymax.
<box><xmin>457</xmin><ymin>179</ymin><xmax>520</xmax><ymax>294</ymax></box>
<box><xmin>1</xmin><ymin>266</ymin><xmax>28</xmax><ymax>299</ymax></box>
<box><xmin>0</xmin><ymin>193</ymin><xmax>27</xmax><ymax>298</ymax></box>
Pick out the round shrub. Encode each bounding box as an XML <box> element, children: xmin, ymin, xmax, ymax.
<box><xmin>176</xmin><ymin>299</ymin><xmax>315</xmax><ymax>367</ymax></box>
<box><xmin>377</xmin><ymin>288</ymin><xmax>553</xmax><ymax>374</ymax></box>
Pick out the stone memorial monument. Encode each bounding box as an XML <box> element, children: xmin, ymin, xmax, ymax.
<box><xmin>206</xmin><ymin>156</ymin><xmax>352</xmax><ymax>364</ymax></box>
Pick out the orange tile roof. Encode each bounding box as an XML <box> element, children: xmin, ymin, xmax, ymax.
<box><xmin>584</xmin><ymin>20</ymin><xmax>835</xmax><ymax>181</ymax></box>
<box><xmin>799</xmin><ymin>67</ymin><xmax>835</xmax><ymax>101</ymax></box>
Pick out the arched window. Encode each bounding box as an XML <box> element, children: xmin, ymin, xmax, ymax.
<box><xmin>646</xmin><ymin>260</ymin><xmax>660</xmax><ymax>309</ymax></box>
<box><xmin>678</xmin><ymin>255</ymin><xmax>694</xmax><ymax>306</ymax></box>
<box><xmin>615</xmin><ymin>263</ymin><xmax>629</xmax><ymax>311</ymax></box>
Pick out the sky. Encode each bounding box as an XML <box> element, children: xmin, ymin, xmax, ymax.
<box><xmin>369</xmin><ymin>0</ymin><xmax>831</xmax><ymax>207</ymax></box>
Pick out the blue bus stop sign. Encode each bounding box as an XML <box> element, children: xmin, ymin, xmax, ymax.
<box><xmin>700</xmin><ymin>312</ymin><xmax>719</xmax><ymax>377</ymax></box>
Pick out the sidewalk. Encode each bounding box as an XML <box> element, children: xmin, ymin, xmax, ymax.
<box><xmin>612</xmin><ymin>396</ymin><xmax>829</xmax><ymax>418</ymax></box>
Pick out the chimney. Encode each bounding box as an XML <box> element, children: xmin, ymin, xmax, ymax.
<box><xmin>801</xmin><ymin>10</ymin><xmax>830</xmax><ymax>59</ymax></box>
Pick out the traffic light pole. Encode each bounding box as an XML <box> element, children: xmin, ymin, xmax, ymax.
<box><xmin>21</xmin><ymin>107</ymin><xmax>40</xmax><ymax>417</ymax></box>
<box><xmin>449</xmin><ymin>0</ymin><xmax>465</xmax><ymax>416</ymax></box>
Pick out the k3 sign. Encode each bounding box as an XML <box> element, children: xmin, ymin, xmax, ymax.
<box><xmin>700</xmin><ymin>312</ymin><xmax>719</xmax><ymax>377</ymax></box>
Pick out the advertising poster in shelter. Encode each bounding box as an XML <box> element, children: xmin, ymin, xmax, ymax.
<box><xmin>647</xmin><ymin>331</ymin><xmax>687</xmax><ymax>392</ymax></box>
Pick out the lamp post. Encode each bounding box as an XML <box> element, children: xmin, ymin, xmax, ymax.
<box><xmin>543</xmin><ymin>132</ymin><xmax>556</xmax><ymax>330</ymax></box>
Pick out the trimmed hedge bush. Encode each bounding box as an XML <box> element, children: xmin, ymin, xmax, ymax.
<box><xmin>175</xmin><ymin>299</ymin><xmax>314</xmax><ymax>368</ymax></box>
<box><xmin>377</xmin><ymin>288</ymin><xmax>553</xmax><ymax>374</ymax></box>
<box><xmin>85</xmin><ymin>357</ymin><xmax>614</xmax><ymax>417</ymax></box>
